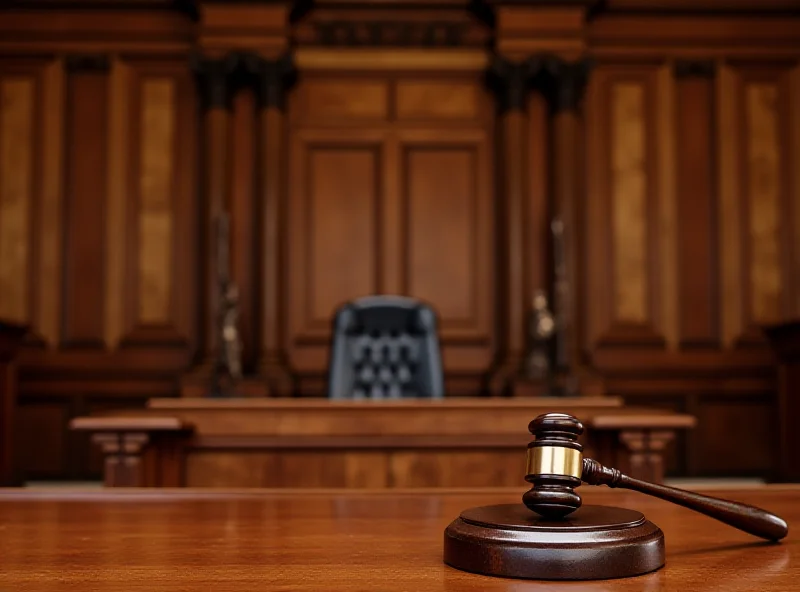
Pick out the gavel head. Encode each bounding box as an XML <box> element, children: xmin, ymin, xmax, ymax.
<box><xmin>523</xmin><ymin>413</ymin><xmax>585</xmax><ymax>519</ymax></box>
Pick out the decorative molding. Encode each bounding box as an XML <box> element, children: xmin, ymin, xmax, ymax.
<box><xmin>674</xmin><ymin>60</ymin><xmax>716</xmax><ymax>79</ymax></box>
<box><xmin>189</xmin><ymin>53</ymin><xmax>237</xmax><ymax>110</ymax></box>
<box><xmin>540</xmin><ymin>57</ymin><xmax>593</xmax><ymax>113</ymax></box>
<box><xmin>311</xmin><ymin>20</ymin><xmax>468</xmax><ymax>48</ymax></box>
<box><xmin>64</xmin><ymin>54</ymin><xmax>110</xmax><ymax>72</ymax></box>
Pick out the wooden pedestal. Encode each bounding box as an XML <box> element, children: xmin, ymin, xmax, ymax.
<box><xmin>443</xmin><ymin>504</ymin><xmax>665</xmax><ymax>580</ymax></box>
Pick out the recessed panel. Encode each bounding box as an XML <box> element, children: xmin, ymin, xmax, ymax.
<box><xmin>307</xmin><ymin>147</ymin><xmax>379</xmax><ymax>323</ymax></box>
<box><xmin>300</xmin><ymin>80</ymin><xmax>388</xmax><ymax>120</ymax></box>
<box><xmin>396</xmin><ymin>82</ymin><xmax>479</xmax><ymax>120</ymax></box>
<box><xmin>745</xmin><ymin>83</ymin><xmax>782</xmax><ymax>325</ymax></box>
<box><xmin>611</xmin><ymin>82</ymin><xmax>649</xmax><ymax>324</ymax></box>
<box><xmin>405</xmin><ymin>147</ymin><xmax>476</xmax><ymax>323</ymax></box>
<box><xmin>0</xmin><ymin>77</ymin><xmax>34</xmax><ymax>323</ymax></box>
<box><xmin>138</xmin><ymin>78</ymin><xmax>175</xmax><ymax>324</ymax></box>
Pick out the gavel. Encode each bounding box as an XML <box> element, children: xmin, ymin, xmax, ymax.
<box><xmin>524</xmin><ymin>413</ymin><xmax>788</xmax><ymax>541</ymax></box>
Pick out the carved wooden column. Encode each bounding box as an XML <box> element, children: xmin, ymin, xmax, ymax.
<box><xmin>191</xmin><ymin>55</ymin><xmax>235</xmax><ymax>370</ymax></box>
<box><xmin>487</xmin><ymin>57</ymin><xmax>541</xmax><ymax>395</ymax></box>
<box><xmin>540</xmin><ymin>58</ymin><xmax>594</xmax><ymax>389</ymax></box>
<box><xmin>251</xmin><ymin>54</ymin><xmax>295</xmax><ymax>396</ymax></box>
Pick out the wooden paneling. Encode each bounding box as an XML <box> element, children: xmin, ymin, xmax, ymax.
<box><xmin>122</xmin><ymin>58</ymin><xmax>197</xmax><ymax>347</ymax></box>
<box><xmin>62</xmin><ymin>61</ymin><xmax>109</xmax><ymax>347</ymax></box>
<box><xmin>794</xmin><ymin>66</ymin><xmax>800</xmax><ymax>319</ymax></box>
<box><xmin>295</xmin><ymin>79</ymin><xmax>388</xmax><ymax>122</ymax></box>
<box><xmin>717</xmin><ymin>64</ymin><xmax>796</xmax><ymax>346</ymax></box>
<box><xmin>0</xmin><ymin>3</ymin><xmax>797</xmax><ymax>482</ymax></box>
<box><xmin>37</xmin><ymin>60</ymin><xmax>65</xmax><ymax>348</ymax></box>
<box><xmin>402</xmin><ymin>131</ymin><xmax>492</xmax><ymax>346</ymax></box>
<box><xmin>104</xmin><ymin>58</ymin><xmax>129</xmax><ymax>350</ymax></box>
<box><xmin>287</xmin><ymin>75</ymin><xmax>494</xmax><ymax>387</ymax></box>
<box><xmin>137</xmin><ymin>79</ymin><xmax>175</xmax><ymax>324</ymax></box>
<box><xmin>745</xmin><ymin>83</ymin><xmax>782</xmax><ymax>326</ymax></box>
<box><xmin>610</xmin><ymin>82</ymin><xmax>649</xmax><ymax>324</ymax></box>
<box><xmin>586</xmin><ymin>65</ymin><xmax>666</xmax><ymax>348</ymax></box>
<box><xmin>0</xmin><ymin>74</ymin><xmax>34</xmax><ymax>325</ymax></box>
<box><xmin>288</xmin><ymin>134</ymin><xmax>382</xmax><ymax>354</ymax></box>
<box><xmin>395</xmin><ymin>82</ymin><xmax>479</xmax><ymax>121</ymax></box>
<box><xmin>405</xmin><ymin>146</ymin><xmax>475</xmax><ymax>321</ymax></box>
<box><xmin>676</xmin><ymin>69</ymin><xmax>718</xmax><ymax>348</ymax></box>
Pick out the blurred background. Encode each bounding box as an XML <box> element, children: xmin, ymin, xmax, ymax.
<box><xmin>0</xmin><ymin>0</ymin><xmax>798</xmax><ymax>491</ymax></box>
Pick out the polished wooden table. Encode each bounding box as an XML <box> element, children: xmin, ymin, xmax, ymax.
<box><xmin>0</xmin><ymin>485</ymin><xmax>796</xmax><ymax>590</ymax></box>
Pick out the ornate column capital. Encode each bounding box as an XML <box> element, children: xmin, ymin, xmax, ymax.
<box><xmin>487</xmin><ymin>55</ymin><xmax>546</xmax><ymax>113</ymax></box>
<box><xmin>190</xmin><ymin>53</ymin><xmax>238</xmax><ymax>111</ymax></box>
<box><xmin>537</xmin><ymin>56</ymin><xmax>592</xmax><ymax>114</ymax></box>
<box><xmin>241</xmin><ymin>53</ymin><xmax>296</xmax><ymax>111</ymax></box>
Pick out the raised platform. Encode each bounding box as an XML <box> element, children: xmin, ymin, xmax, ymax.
<box><xmin>71</xmin><ymin>397</ymin><xmax>695</xmax><ymax>488</ymax></box>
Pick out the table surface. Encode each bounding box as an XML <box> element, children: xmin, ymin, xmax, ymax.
<box><xmin>0</xmin><ymin>485</ymin><xmax>797</xmax><ymax>591</ymax></box>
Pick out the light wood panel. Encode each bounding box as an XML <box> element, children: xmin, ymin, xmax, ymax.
<box><xmin>586</xmin><ymin>65</ymin><xmax>665</xmax><ymax>348</ymax></box>
<box><xmin>611</xmin><ymin>82</ymin><xmax>649</xmax><ymax>324</ymax></box>
<box><xmin>745</xmin><ymin>82</ymin><xmax>782</xmax><ymax>326</ymax></box>
<box><xmin>0</xmin><ymin>75</ymin><xmax>34</xmax><ymax>325</ymax></box>
<box><xmin>123</xmin><ymin>59</ymin><xmax>197</xmax><ymax>347</ymax></box>
<box><xmin>137</xmin><ymin>78</ymin><xmax>175</xmax><ymax>324</ymax></box>
<box><xmin>717</xmin><ymin>64</ymin><xmax>795</xmax><ymax>346</ymax></box>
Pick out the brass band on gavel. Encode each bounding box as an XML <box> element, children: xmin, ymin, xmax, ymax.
<box><xmin>525</xmin><ymin>446</ymin><xmax>583</xmax><ymax>479</ymax></box>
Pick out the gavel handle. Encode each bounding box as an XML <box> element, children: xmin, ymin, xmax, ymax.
<box><xmin>582</xmin><ymin>458</ymin><xmax>788</xmax><ymax>541</ymax></box>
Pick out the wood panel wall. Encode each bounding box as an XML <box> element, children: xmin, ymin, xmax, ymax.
<box><xmin>286</xmin><ymin>73</ymin><xmax>495</xmax><ymax>393</ymax></box>
<box><xmin>0</xmin><ymin>0</ymin><xmax>797</xmax><ymax>481</ymax></box>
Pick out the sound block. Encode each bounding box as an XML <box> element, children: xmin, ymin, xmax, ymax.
<box><xmin>443</xmin><ymin>504</ymin><xmax>664</xmax><ymax>580</ymax></box>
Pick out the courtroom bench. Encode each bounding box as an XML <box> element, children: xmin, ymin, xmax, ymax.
<box><xmin>71</xmin><ymin>397</ymin><xmax>695</xmax><ymax>488</ymax></box>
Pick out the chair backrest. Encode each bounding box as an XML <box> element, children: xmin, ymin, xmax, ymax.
<box><xmin>327</xmin><ymin>295</ymin><xmax>444</xmax><ymax>400</ymax></box>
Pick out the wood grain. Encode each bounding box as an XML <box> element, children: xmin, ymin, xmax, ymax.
<box><xmin>0</xmin><ymin>2</ymin><xmax>798</xmax><ymax>482</ymax></box>
<box><xmin>0</xmin><ymin>76</ymin><xmax>34</xmax><ymax>324</ymax></box>
<box><xmin>794</xmin><ymin>66</ymin><xmax>800</xmax><ymax>318</ymax></box>
<box><xmin>0</xmin><ymin>486</ymin><xmax>797</xmax><ymax>590</ymax></box>
<box><xmin>745</xmin><ymin>82</ymin><xmax>782</xmax><ymax>326</ymax></box>
<box><xmin>717</xmin><ymin>65</ymin><xmax>744</xmax><ymax>348</ymax></box>
<box><xmin>37</xmin><ymin>59</ymin><xmax>65</xmax><ymax>347</ymax></box>
<box><xmin>656</xmin><ymin>65</ymin><xmax>678</xmax><ymax>350</ymax></box>
<box><xmin>395</xmin><ymin>81</ymin><xmax>479</xmax><ymax>121</ymax></box>
<box><xmin>676</xmin><ymin>70</ymin><xmax>718</xmax><ymax>347</ymax></box>
<box><xmin>63</xmin><ymin>65</ymin><xmax>108</xmax><ymax>347</ymax></box>
<box><xmin>405</xmin><ymin>147</ymin><xmax>475</xmax><ymax>320</ymax></box>
<box><xmin>104</xmin><ymin>58</ymin><xmax>129</xmax><ymax>349</ymax></box>
<box><xmin>611</xmin><ymin>82</ymin><xmax>649</xmax><ymax>325</ymax></box>
<box><xmin>0</xmin><ymin>86</ymin><xmax>33</xmax><ymax>329</ymax></box>
<box><xmin>137</xmin><ymin>78</ymin><xmax>174</xmax><ymax>325</ymax></box>
<box><xmin>229</xmin><ymin>88</ymin><xmax>256</xmax><ymax>365</ymax></box>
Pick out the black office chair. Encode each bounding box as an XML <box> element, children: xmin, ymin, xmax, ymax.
<box><xmin>327</xmin><ymin>295</ymin><xmax>444</xmax><ymax>400</ymax></box>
